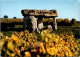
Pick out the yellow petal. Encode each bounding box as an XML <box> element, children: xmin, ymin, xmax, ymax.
<box><xmin>24</xmin><ymin>51</ymin><xmax>31</xmax><ymax>57</ymax></box>
<box><xmin>11</xmin><ymin>34</ymin><xmax>19</xmax><ymax>42</ymax></box>
<box><xmin>7</xmin><ymin>41</ymin><xmax>15</xmax><ymax>52</ymax></box>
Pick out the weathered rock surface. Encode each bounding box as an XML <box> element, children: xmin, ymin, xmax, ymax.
<box><xmin>21</xmin><ymin>9</ymin><xmax>58</xmax><ymax>17</ymax></box>
<box><xmin>38</xmin><ymin>22</ymin><xmax>43</xmax><ymax>30</ymax></box>
<box><xmin>21</xmin><ymin>9</ymin><xmax>58</xmax><ymax>31</ymax></box>
<box><xmin>23</xmin><ymin>16</ymin><xmax>39</xmax><ymax>32</ymax></box>
<box><xmin>47</xmin><ymin>25</ymin><xmax>53</xmax><ymax>32</ymax></box>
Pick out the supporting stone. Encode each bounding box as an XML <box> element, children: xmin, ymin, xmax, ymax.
<box><xmin>38</xmin><ymin>23</ymin><xmax>43</xmax><ymax>30</ymax></box>
<box><xmin>23</xmin><ymin>16</ymin><xmax>38</xmax><ymax>32</ymax></box>
<box><xmin>53</xmin><ymin>17</ymin><xmax>57</xmax><ymax>30</ymax></box>
<box><xmin>37</xmin><ymin>18</ymin><xmax>44</xmax><ymax>30</ymax></box>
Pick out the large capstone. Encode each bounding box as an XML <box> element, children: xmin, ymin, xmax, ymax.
<box><xmin>23</xmin><ymin>16</ymin><xmax>38</xmax><ymax>32</ymax></box>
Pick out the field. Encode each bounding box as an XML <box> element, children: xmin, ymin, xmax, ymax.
<box><xmin>1</xmin><ymin>18</ymin><xmax>80</xmax><ymax>39</ymax></box>
<box><xmin>1</xmin><ymin>18</ymin><xmax>80</xmax><ymax>57</ymax></box>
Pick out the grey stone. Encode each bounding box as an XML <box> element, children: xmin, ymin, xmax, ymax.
<box><xmin>23</xmin><ymin>16</ymin><xmax>39</xmax><ymax>32</ymax></box>
<box><xmin>47</xmin><ymin>25</ymin><xmax>53</xmax><ymax>32</ymax></box>
<box><xmin>38</xmin><ymin>22</ymin><xmax>43</xmax><ymax>30</ymax></box>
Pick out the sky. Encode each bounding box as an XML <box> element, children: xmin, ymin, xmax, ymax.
<box><xmin>0</xmin><ymin>0</ymin><xmax>80</xmax><ymax>21</ymax></box>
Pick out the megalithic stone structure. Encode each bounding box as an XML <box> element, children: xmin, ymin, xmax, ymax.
<box><xmin>21</xmin><ymin>9</ymin><xmax>58</xmax><ymax>32</ymax></box>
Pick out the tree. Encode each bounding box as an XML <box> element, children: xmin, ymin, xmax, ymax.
<box><xmin>13</xmin><ymin>17</ymin><xmax>17</xmax><ymax>19</ymax></box>
<box><xmin>64</xmin><ymin>18</ymin><xmax>70</xmax><ymax>23</ymax></box>
<box><xmin>3</xmin><ymin>15</ymin><xmax>8</xmax><ymax>19</ymax></box>
<box><xmin>56</xmin><ymin>18</ymin><xmax>64</xmax><ymax>23</ymax></box>
<box><xmin>71</xmin><ymin>18</ymin><xmax>77</xmax><ymax>26</ymax></box>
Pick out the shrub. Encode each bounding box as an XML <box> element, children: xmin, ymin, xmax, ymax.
<box><xmin>56</xmin><ymin>18</ymin><xmax>64</xmax><ymax>23</ymax></box>
<box><xmin>13</xmin><ymin>17</ymin><xmax>17</xmax><ymax>19</ymax></box>
<box><xmin>71</xmin><ymin>18</ymin><xmax>77</xmax><ymax>26</ymax></box>
<box><xmin>3</xmin><ymin>15</ymin><xmax>8</xmax><ymax>19</ymax></box>
<box><xmin>64</xmin><ymin>18</ymin><xmax>70</xmax><ymax>23</ymax></box>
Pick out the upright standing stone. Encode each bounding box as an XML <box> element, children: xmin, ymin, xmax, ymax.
<box><xmin>53</xmin><ymin>17</ymin><xmax>57</xmax><ymax>30</ymax></box>
<box><xmin>37</xmin><ymin>18</ymin><xmax>44</xmax><ymax>31</ymax></box>
<box><xmin>38</xmin><ymin>23</ymin><xmax>43</xmax><ymax>30</ymax></box>
<box><xmin>23</xmin><ymin>16</ymin><xmax>38</xmax><ymax>32</ymax></box>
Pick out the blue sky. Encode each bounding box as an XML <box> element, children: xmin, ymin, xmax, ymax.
<box><xmin>0</xmin><ymin>0</ymin><xmax>80</xmax><ymax>21</ymax></box>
